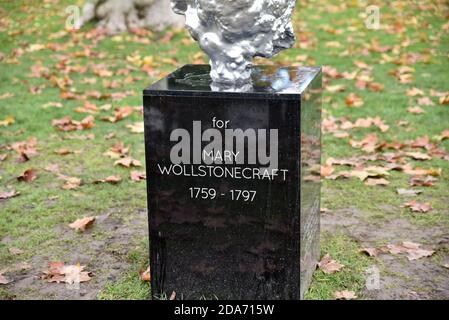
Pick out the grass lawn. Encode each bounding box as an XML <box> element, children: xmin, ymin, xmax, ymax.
<box><xmin>0</xmin><ymin>0</ymin><xmax>448</xmax><ymax>300</ymax></box>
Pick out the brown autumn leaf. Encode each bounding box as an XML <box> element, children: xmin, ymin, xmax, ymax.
<box><xmin>360</xmin><ymin>247</ymin><xmax>380</xmax><ymax>257</ymax></box>
<box><xmin>407</xmin><ymin>106</ymin><xmax>425</xmax><ymax>114</ymax></box>
<box><xmin>417</xmin><ymin>97</ymin><xmax>434</xmax><ymax>106</ymax></box>
<box><xmin>68</xmin><ymin>216</ymin><xmax>96</xmax><ymax>232</ymax></box>
<box><xmin>0</xmin><ymin>115</ymin><xmax>14</xmax><ymax>126</ymax></box>
<box><xmin>385</xmin><ymin>241</ymin><xmax>434</xmax><ymax>261</ymax></box>
<box><xmin>126</xmin><ymin>122</ymin><xmax>144</xmax><ymax>133</ymax></box>
<box><xmin>140</xmin><ymin>266</ymin><xmax>151</xmax><ymax>282</ymax></box>
<box><xmin>74</xmin><ymin>101</ymin><xmax>99</xmax><ymax>115</ymax></box>
<box><xmin>10</xmin><ymin>137</ymin><xmax>38</xmax><ymax>162</ymax></box>
<box><xmin>403</xmin><ymin>200</ymin><xmax>432</xmax><ymax>213</ymax></box>
<box><xmin>103</xmin><ymin>141</ymin><xmax>129</xmax><ymax>159</ymax></box>
<box><xmin>0</xmin><ymin>189</ymin><xmax>20</xmax><ymax>200</ymax></box>
<box><xmin>349</xmin><ymin>133</ymin><xmax>379</xmax><ymax>153</ymax></box>
<box><xmin>59</xmin><ymin>175</ymin><xmax>82</xmax><ymax>190</ymax></box>
<box><xmin>406</xmin><ymin>87</ymin><xmax>425</xmax><ymax>97</ymax></box>
<box><xmin>52</xmin><ymin>115</ymin><xmax>95</xmax><ymax>132</ymax></box>
<box><xmin>0</xmin><ymin>273</ymin><xmax>12</xmax><ymax>285</ymax></box>
<box><xmin>320</xmin><ymin>164</ymin><xmax>335</xmax><ymax>177</ymax></box>
<box><xmin>397</xmin><ymin>188</ymin><xmax>422</xmax><ymax>196</ymax></box>
<box><xmin>409</xmin><ymin>175</ymin><xmax>437</xmax><ymax>187</ymax></box>
<box><xmin>345</xmin><ymin>93</ymin><xmax>364</xmax><ymax>107</ymax></box>
<box><xmin>365</xmin><ymin>178</ymin><xmax>390</xmax><ymax>186</ymax></box>
<box><xmin>114</xmin><ymin>157</ymin><xmax>142</xmax><ymax>168</ymax></box>
<box><xmin>17</xmin><ymin>168</ymin><xmax>37</xmax><ymax>182</ymax></box>
<box><xmin>42</xmin><ymin>262</ymin><xmax>92</xmax><ymax>284</ymax></box>
<box><xmin>351</xmin><ymin>166</ymin><xmax>390</xmax><ymax>181</ymax></box>
<box><xmin>405</xmin><ymin>152</ymin><xmax>431</xmax><ymax>161</ymax></box>
<box><xmin>334</xmin><ymin>290</ymin><xmax>357</xmax><ymax>300</ymax></box>
<box><xmin>101</xmin><ymin>106</ymin><xmax>134</xmax><ymax>123</ymax></box>
<box><xmin>317</xmin><ymin>254</ymin><xmax>344</xmax><ymax>274</ymax></box>
<box><xmin>439</xmin><ymin>94</ymin><xmax>449</xmax><ymax>105</ymax></box>
<box><xmin>54</xmin><ymin>148</ymin><xmax>74</xmax><ymax>156</ymax></box>
<box><xmin>130</xmin><ymin>171</ymin><xmax>146</xmax><ymax>182</ymax></box>
<box><xmin>94</xmin><ymin>175</ymin><xmax>122</xmax><ymax>185</ymax></box>
<box><xmin>325</xmin><ymin>84</ymin><xmax>346</xmax><ymax>93</ymax></box>
<box><xmin>8</xmin><ymin>247</ymin><xmax>24</xmax><ymax>255</ymax></box>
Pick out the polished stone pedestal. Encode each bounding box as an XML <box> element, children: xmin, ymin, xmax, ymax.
<box><xmin>143</xmin><ymin>64</ymin><xmax>321</xmax><ymax>299</ymax></box>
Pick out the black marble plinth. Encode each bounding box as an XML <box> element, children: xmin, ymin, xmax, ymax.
<box><xmin>143</xmin><ymin>64</ymin><xmax>321</xmax><ymax>300</ymax></box>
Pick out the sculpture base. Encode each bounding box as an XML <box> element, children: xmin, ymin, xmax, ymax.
<box><xmin>143</xmin><ymin>65</ymin><xmax>322</xmax><ymax>299</ymax></box>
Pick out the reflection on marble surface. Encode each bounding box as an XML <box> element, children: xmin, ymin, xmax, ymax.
<box><xmin>144</xmin><ymin>65</ymin><xmax>321</xmax><ymax>299</ymax></box>
<box><xmin>146</xmin><ymin>64</ymin><xmax>320</xmax><ymax>95</ymax></box>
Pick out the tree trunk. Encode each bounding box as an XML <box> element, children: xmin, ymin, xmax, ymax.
<box><xmin>81</xmin><ymin>0</ymin><xmax>184</xmax><ymax>35</ymax></box>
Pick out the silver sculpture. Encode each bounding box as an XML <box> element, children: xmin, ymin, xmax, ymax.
<box><xmin>171</xmin><ymin>0</ymin><xmax>297</xmax><ymax>84</ymax></box>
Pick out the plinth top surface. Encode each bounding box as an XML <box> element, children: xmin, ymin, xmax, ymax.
<box><xmin>144</xmin><ymin>64</ymin><xmax>321</xmax><ymax>99</ymax></box>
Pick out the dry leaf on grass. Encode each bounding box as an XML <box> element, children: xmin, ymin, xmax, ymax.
<box><xmin>397</xmin><ymin>188</ymin><xmax>422</xmax><ymax>196</ymax></box>
<box><xmin>0</xmin><ymin>189</ymin><xmax>20</xmax><ymax>200</ymax></box>
<box><xmin>407</xmin><ymin>106</ymin><xmax>425</xmax><ymax>114</ymax></box>
<box><xmin>403</xmin><ymin>200</ymin><xmax>432</xmax><ymax>213</ymax></box>
<box><xmin>140</xmin><ymin>266</ymin><xmax>151</xmax><ymax>282</ymax></box>
<box><xmin>365</xmin><ymin>178</ymin><xmax>390</xmax><ymax>186</ymax></box>
<box><xmin>94</xmin><ymin>175</ymin><xmax>122</xmax><ymax>185</ymax></box>
<box><xmin>318</xmin><ymin>254</ymin><xmax>344</xmax><ymax>274</ymax></box>
<box><xmin>360</xmin><ymin>247</ymin><xmax>380</xmax><ymax>257</ymax></box>
<box><xmin>385</xmin><ymin>241</ymin><xmax>434</xmax><ymax>261</ymax></box>
<box><xmin>114</xmin><ymin>157</ymin><xmax>142</xmax><ymax>168</ymax></box>
<box><xmin>334</xmin><ymin>290</ymin><xmax>357</xmax><ymax>300</ymax></box>
<box><xmin>127</xmin><ymin>122</ymin><xmax>144</xmax><ymax>133</ymax></box>
<box><xmin>8</xmin><ymin>247</ymin><xmax>24</xmax><ymax>255</ymax></box>
<box><xmin>17</xmin><ymin>168</ymin><xmax>37</xmax><ymax>182</ymax></box>
<box><xmin>0</xmin><ymin>273</ymin><xmax>12</xmax><ymax>285</ymax></box>
<box><xmin>69</xmin><ymin>216</ymin><xmax>95</xmax><ymax>232</ymax></box>
<box><xmin>130</xmin><ymin>171</ymin><xmax>146</xmax><ymax>182</ymax></box>
<box><xmin>42</xmin><ymin>262</ymin><xmax>92</xmax><ymax>284</ymax></box>
<box><xmin>61</xmin><ymin>176</ymin><xmax>81</xmax><ymax>190</ymax></box>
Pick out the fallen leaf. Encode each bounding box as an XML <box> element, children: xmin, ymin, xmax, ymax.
<box><xmin>17</xmin><ymin>169</ymin><xmax>37</xmax><ymax>182</ymax></box>
<box><xmin>403</xmin><ymin>200</ymin><xmax>432</xmax><ymax>213</ymax></box>
<box><xmin>114</xmin><ymin>157</ymin><xmax>142</xmax><ymax>168</ymax></box>
<box><xmin>0</xmin><ymin>115</ymin><xmax>15</xmax><ymax>126</ymax></box>
<box><xmin>318</xmin><ymin>254</ymin><xmax>344</xmax><ymax>274</ymax></box>
<box><xmin>407</xmin><ymin>106</ymin><xmax>425</xmax><ymax>114</ymax></box>
<box><xmin>140</xmin><ymin>266</ymin><xmax>151</xmax><ymax>282</ymax></box>
<box><xmin>417</xmin><ymin>97</ymin><xmax>434</xmax><ymax>106</ymax></box>
<box><xmin>42</xmin><ymin>262</ymin><xmax>92</xmax><ymax>284</ymax></box>
<box><xmin>406</xmin><ymin>87</ymin><xmax>424</xmax><ymax>97</ymax></box>
<box><xmin>360</xmin><ymin>247</ymin><xmax>380</xmax><ymax>257</ymax></box>
<box><xmin>405</xmin><ymin>152</ymin><xmax>431</xmax><ymax>160</ymax></box>
<box><xmin>54</xmin><ymin>148</ymin><xmax>74</xmax><ymax>156</ymax></box>
<box><xmin>409</xmin><ymin>175</ymin><xmax>437</xmax><ymax>187</ymax></box>
<box><xmin>59</xmin><ymin>175</ymin><xmax>81</xmax><ymax>190</ymax></box>
<box><xmin>130</xmin><ymin>171</ymin><xmax>146</xmax><ymax>182</ymax></box>
<box><xmin>94</xmin><ymin>175</ymin><xmax>122</xmax><ymax>185</ymax></box>
<box><xmin>0</xmin><ymin>273</ymin><xmax>12</xmax><ymax>285</ymax></box>
<box><xmin>345</xmin><ymin>93</ymin><xmax>364</xmax><ymax>107</ymax></box>
<box><xmin>397</xmin><ymin>188</ymin><xmax>422</xmax><ymax>196</ymax></box>
<box><xmin>365</xmin><ymin>178</ymin><xmax>390</xmax><ymax>186</ymax></box>
<box><xmin>68</xmin><ymin>216</ymin><xmax>96</xmax><ymax>232</ymax></box>
<box><xmin>8</xmin><ymin>247</ymin><xmax>24</xmax><ymax>255</ymax></box>
<box><xmin>0</xmin><ymin>189</ymin><xmax>20</xmax><ymax>200</ymax></box>
<box><xmin>334</xmin><ymin>290</ymin><xmax>357</xmax><ymax>300</ymax></box>
<box><xmin>126</xmin><ymin>122</ymin><xmax>144</xmax><ymax>133</ymax></box>
<box><xmin>320</xmin><ymin>165</ymin><xmax>335</xmax><ymax>177</ymax></box>
<box><xmin>169</xmin><ymin>291</ymin><xmax>176</xmax><ymax>300</ymax></box>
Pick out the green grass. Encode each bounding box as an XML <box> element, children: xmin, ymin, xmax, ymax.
<box><xmin>305</xmin><ymin>233</ymin><xmax>372</xmax><ymax>300</ymax></box>
<box><xmin>0</xmin><ymin>0</ymin><xmax>448</xmax><ymax>299</ymax></box>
